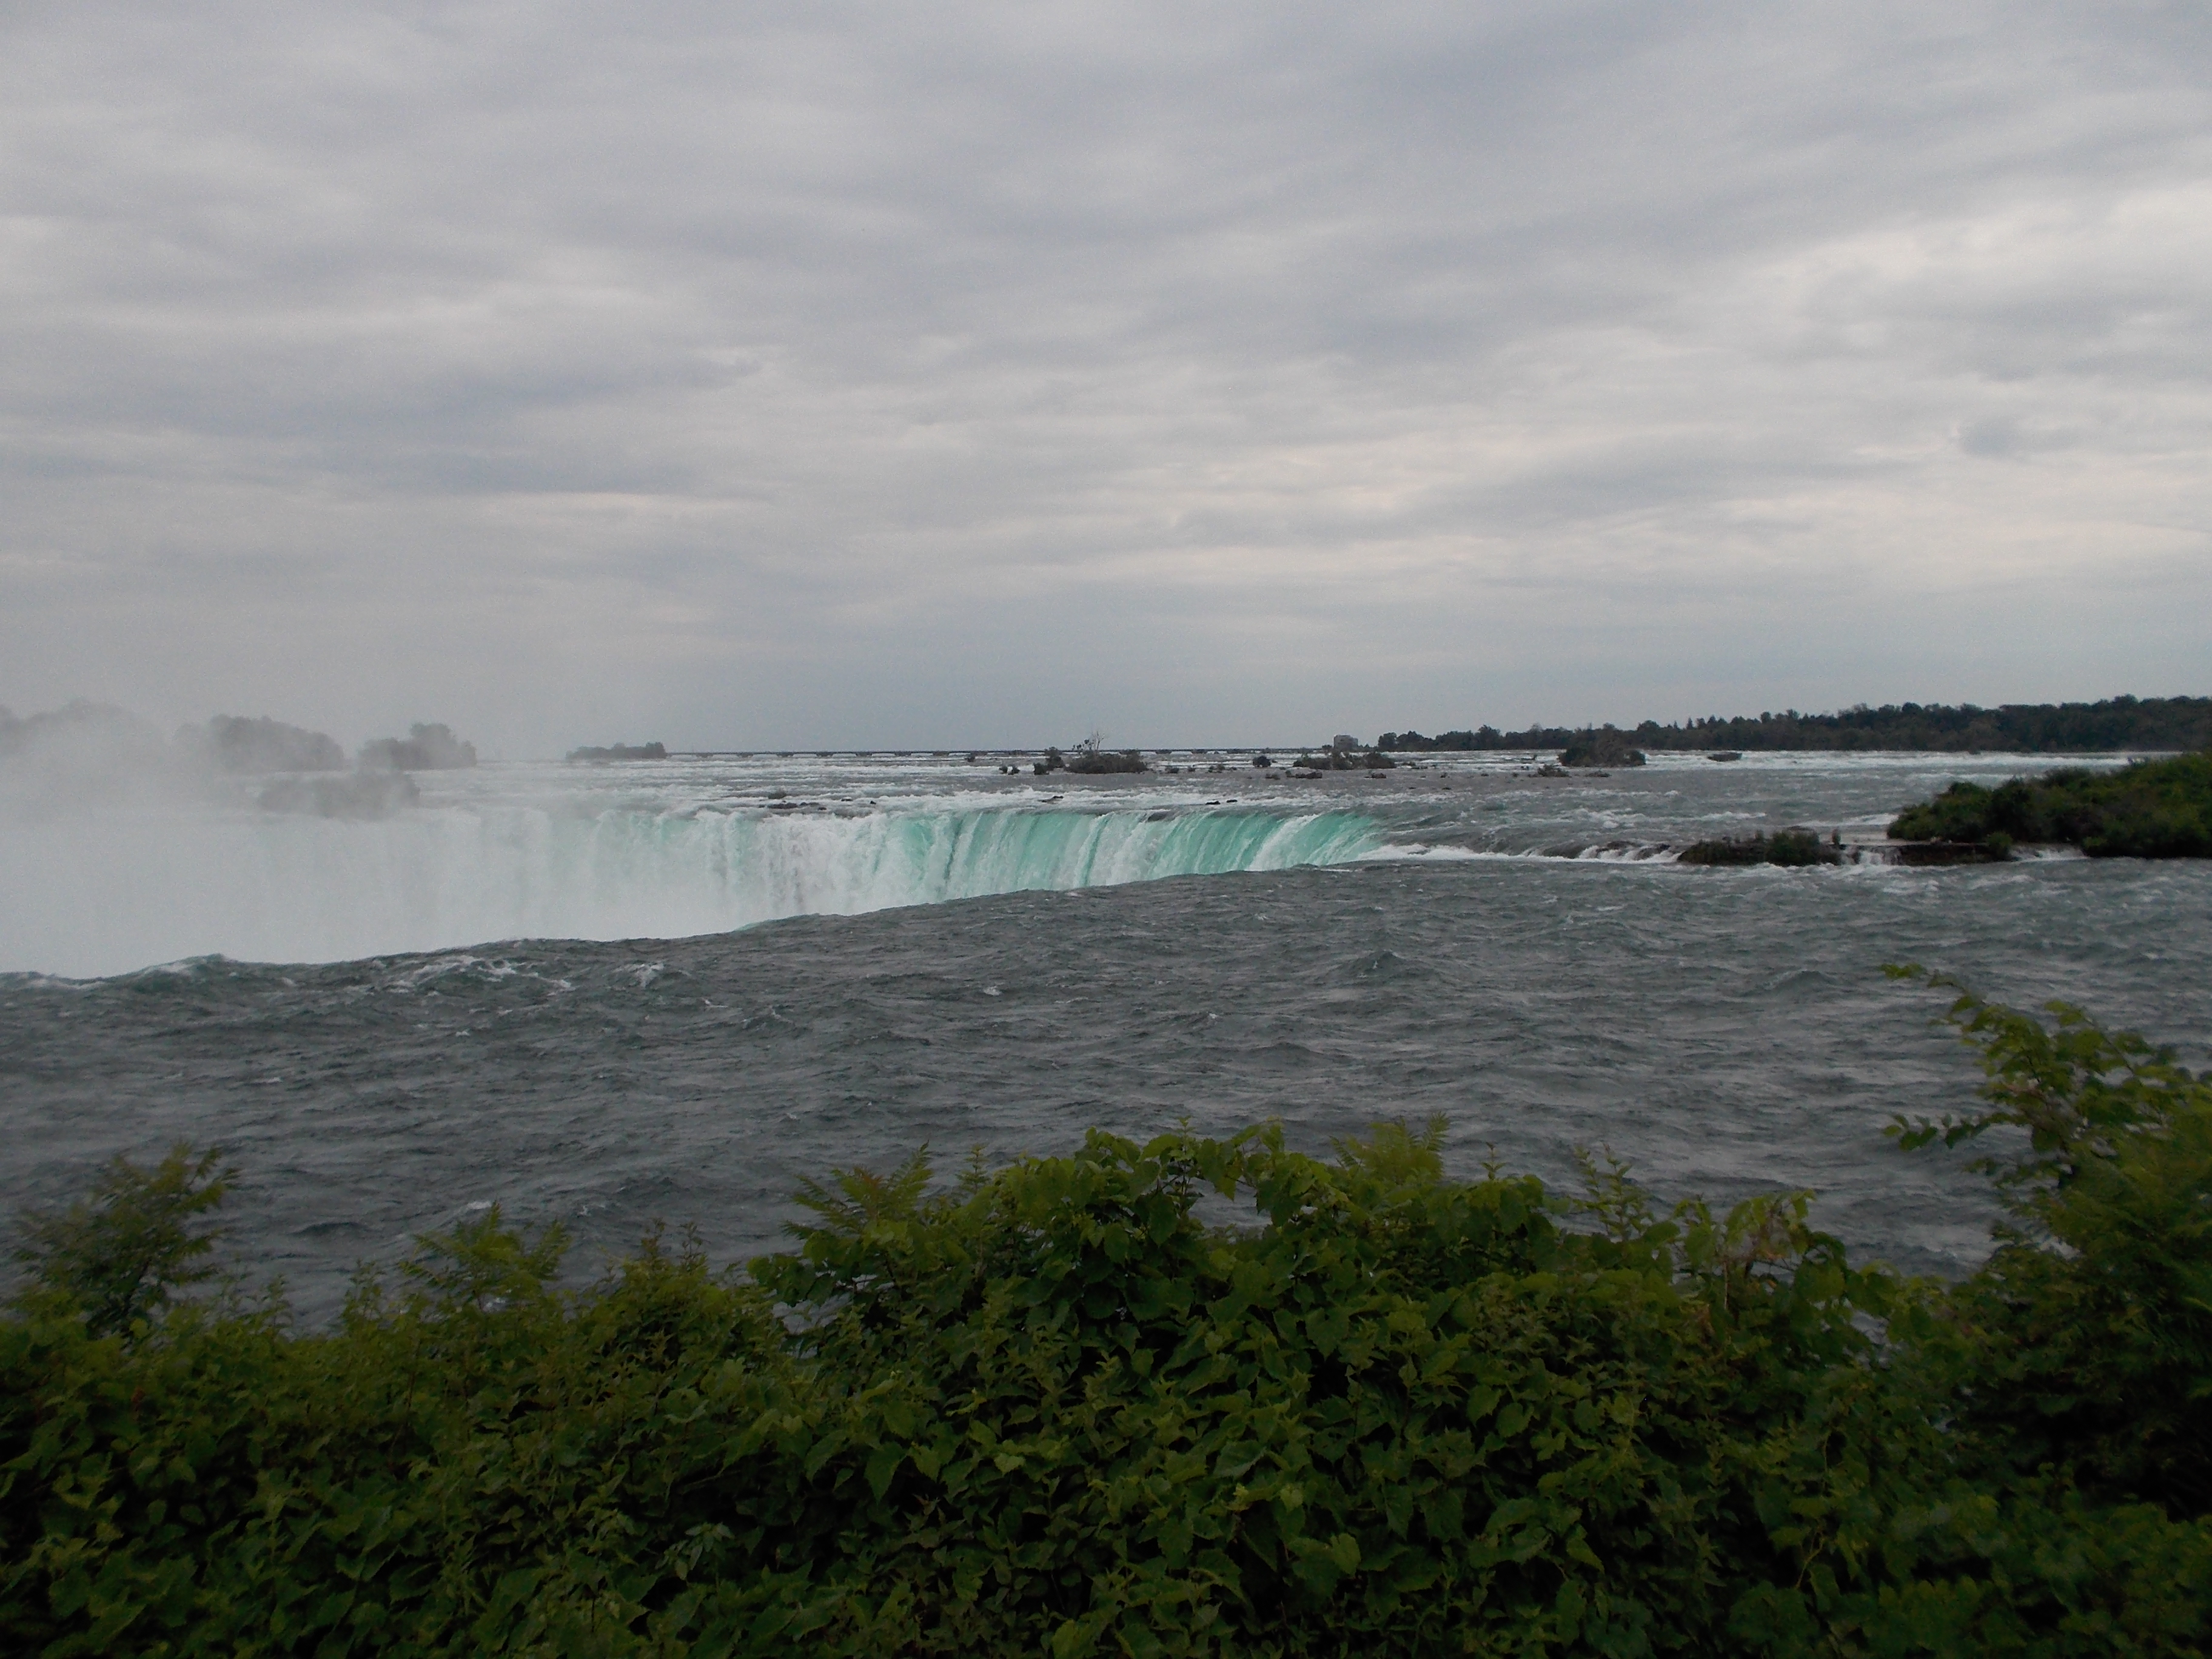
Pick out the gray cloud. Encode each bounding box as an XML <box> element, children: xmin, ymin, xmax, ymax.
<box><xmin>2</xmin><ymin>0</ymin><xmax>2207</xmax><ymax>750</ymax></box>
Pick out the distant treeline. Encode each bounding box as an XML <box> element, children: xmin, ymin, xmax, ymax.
<box><xmin>1378</xmin><ymin>694</ymin><xmax>2212</xmax><ymax>754</ymax></box>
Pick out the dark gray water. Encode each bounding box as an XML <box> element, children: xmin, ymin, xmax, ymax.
<box><xmin>7</xmin><ymin>789</ymin><xmax>2209</xmax><ymax>1319</ymax></box>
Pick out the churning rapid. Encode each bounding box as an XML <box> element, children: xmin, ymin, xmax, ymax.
<box><xmin>5</xmin><ymin>747</ymin><xmax>2210</xmax><ymax>1323</ymax></box>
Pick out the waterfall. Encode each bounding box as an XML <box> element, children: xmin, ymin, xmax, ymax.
<box><xmin>2</xmin><ymin>805</ymin><xmax>1378</xmax><ymax>977</ymax></box>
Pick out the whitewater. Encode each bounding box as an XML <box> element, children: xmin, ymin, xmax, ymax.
<box><xmin>0</xmin><ymin>747</ymin><xmax>2130</xmax><ymax>978</ymax></box>
<box><xmin>5</xmin><ymin>747</ymin><xmax>2209</xmax><ymax>1319</ymax></box>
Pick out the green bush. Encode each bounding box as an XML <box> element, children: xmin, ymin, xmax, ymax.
<box><xmin>4</xmin><ymin>977</ymin><xmax>2208</xmax><ymax>1655</ymax></box>
<box><xmin>1883</xmin><ymin>970</ymin><xmax>2212</xmax><ymax>1517</ymax></box>
<box><xmin>9</xmin><ymin>1145</ymin><xmax>233</xmax><ymax>1338</ymax></box>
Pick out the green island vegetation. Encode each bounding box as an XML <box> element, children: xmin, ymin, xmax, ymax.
<box><xmin>1378</xmin><ymin>695</ymin><xmax>2212</xmax><ymax>756</ymax></box>
<box><xmin>1677</xmin><ymin>830</ymin><xmax>1840</xmax><ymax>868</ymax></box>
<box><xmin>1065</xmin><ymin>751</ymin><xmax>1150</xmax><ymax>777</ymax></box>
<box><xmin>1555</xmin><ymin>732</ymin><xmax>1645</xmax><ymax>769</ymax></box>
<box><xmin>1888</xmin><ymin>751</ymin><xmax>2212</xmax><ymax>860</ymax></box>
<box><xmin>1034</xmin><ymin>740</ymin><xmax>1151</xmax><ymax>777</ymax></box>
<box><xmin>5</xmin><ymin>970</ymin><xmax>2210</xmax><ymax>1656</ymax></box>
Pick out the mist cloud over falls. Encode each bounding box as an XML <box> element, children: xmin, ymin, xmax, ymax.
<box><xmin>0</xmin><ymin>703</ymin><xmax>472</xmax><ymax>817</ymax></box>
<box><xmin>2</xmin><ymin>4</ymin><xmax>2209</xmax><ymax>749</ymax></box>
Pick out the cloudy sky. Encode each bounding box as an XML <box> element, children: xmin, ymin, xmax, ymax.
<box><xmin>2</xmin><ymin>1</ymin><xmax>2207</xmax><ymax>754</ymax></box>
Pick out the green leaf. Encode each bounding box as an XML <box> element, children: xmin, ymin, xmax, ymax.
<box><xmin>865</xmin><ymin>1441</ymin><xmax>905</xmax><ymax>1500</ymax></box>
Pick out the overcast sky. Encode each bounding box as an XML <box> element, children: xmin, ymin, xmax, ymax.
<box><xmin>2</xmin><ymin>1</ymin><xmax>2207</xmax><ymax>754</ymax></box>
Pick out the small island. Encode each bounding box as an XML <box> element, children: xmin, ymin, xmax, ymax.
<box><xmin>1556</xmin><ymin>726</ymin><xmax>1646</xmax><ymax>768</ymax></box>
<box><xmin>1033</xmin><ymin>738</ymin><xmax>1150</xmax><ymax>775</ymax></box>
<box><xmin>1677</xmin><ymin>828</ymin><xmax>1838</xmax><ymax>866</ymax></box>
<box><xmin>1887</xmin><ymin>749</ymin><xmax>2211</xmax><ymax>859</ymax></box>
<box><xmin>357</xmin><ymin>722</ymin><xmax>477</xmax><ymax>771</ymax></box>
<box><xmin>1064</xmin><ymin>747</ymin><xmax>1147</xmax><ymax>776</ymax></box>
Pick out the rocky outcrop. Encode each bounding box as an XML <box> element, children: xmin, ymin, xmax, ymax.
<box><xmin>1891</xmin><ymin>840</ymin><xmax>2013</xmax><ymax>866</ymax></box>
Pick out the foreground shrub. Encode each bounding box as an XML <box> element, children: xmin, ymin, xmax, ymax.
<box><xmin>2</xmin><ymin>979</ymin><xmax>2207</xmax><ymax>1655</ymax></box>
<box><xmin>1883</xmin><ymin>969</ymin><xmax>2212</xmax><ymax>1517</ymax></box>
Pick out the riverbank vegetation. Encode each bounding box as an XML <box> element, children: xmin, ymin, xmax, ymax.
<box><xmin>1889</xmin><ymin>751</ymin><xmax>2212</xmax><ymax>859</ymax></box>
<box><xmin>5</xmin><ymin>972</ymin><xmax>2209</xmax><ymax>1655</ymax></box>
<box><xmin>1379</xmin><ymin>695</ymin><xmax>2212</xmax><ymax>756</ymax></box>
